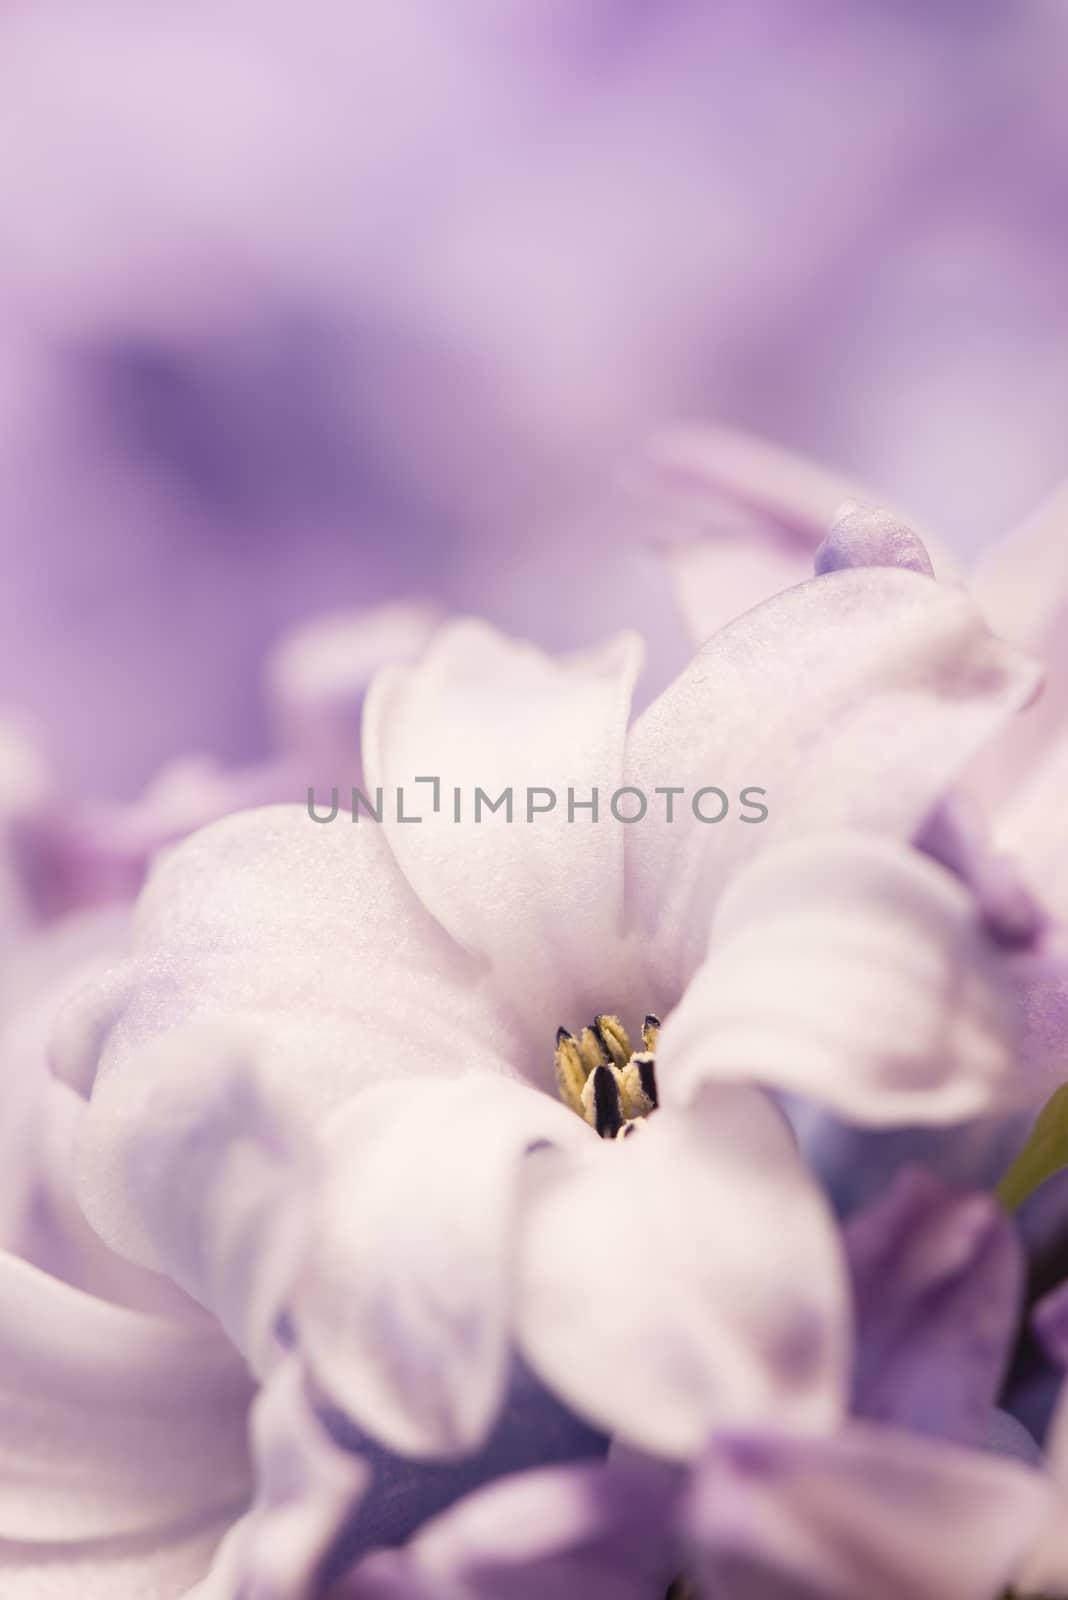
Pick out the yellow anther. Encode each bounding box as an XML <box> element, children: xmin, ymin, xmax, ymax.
<box><xmin>554</xmin><ymin>1030</ymin><xmax>589</xmax><ymax>1117</ymax></box>
<box><xmin>595</xmin><ymin>1014</ymin><xmax>633</xmax><ymax>1069</ymax></box>
<box><xmin>641</xmin><ymin>1014</ymin><xmax>661</xmax><ymax>1053</ymax></box>
<box><xmin>555</xmin><ymin>1011</ymin><xmax>659</xmax><ymax>1138</ymax></box>
<box><xmin>620</xmin><ymin>1055</ymin><xmax>656</xmax><ymax>1119</ymax></box>
<box><xmin>577</xmin><ymin>1026</ymin><xmax>608</xmax><ymax>1074</ymax></box>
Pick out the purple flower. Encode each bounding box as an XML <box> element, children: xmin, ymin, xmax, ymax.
<box><xmin>0</xmin><ymin>521</ymin><xmax>1045</xmax><ymax>1593</ymax></box>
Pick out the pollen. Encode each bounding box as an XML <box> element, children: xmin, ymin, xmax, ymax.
<box><xmin>554</xmin><ymin>1013</ymin><xmax>660</xmax><ymax>1138</ymax></box>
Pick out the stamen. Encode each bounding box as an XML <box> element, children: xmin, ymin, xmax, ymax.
<box><xmin>554</xmin><ymin>1028</ymin><xmax>590</xmax><ymax>1118</ymax></box>
<box><xmin>621</xmin><ymin>1052</ymin><xmax>658</xmax><ymax>1118</ymax></box>
<box><xmin>555</xmin><ymin>1010</ymin><xmax>661</xmax><ymax>1137</ymax></box>
<box><xmin>642</xmin><ymin>1014</ymin><xmax>661</xmax><ymax>1052</ymax></box>
<box><xmin>576</xmin><ymin>1026</ymin><xmax>606</xmax><ymax>1073</ymax></box>
<box><xmin>585</xmin><ymin>1063</ymin><xmax>624</xmax><ymax>1139</ymax></box>
<box><xmin>594</xmin><ymin>1013</ymin><xmax>632</xmax><ymax>1069</ymax></box>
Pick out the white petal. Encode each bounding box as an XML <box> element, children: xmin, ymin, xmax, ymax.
<box><xmin>364</xmin><ymin>621</ymin><xmax>643</xmax><ymax>1039</ymax></box>
<box><xmin>191</xmin><ymin>1359</ymin><xmax>368</xmax><ymax>1600</ymax></box>
<box><xmin>516</xmin><ymin>1094</ymin><xmax>848</xmax><ymax>1459</ymax></box>
<box><xmin>0</xmin><ymin>1250</ymin><xmax>252</xmax><ymax>1543</ymax></box>
<box><xmin>624</xmin><ymin>565</ymin><xmax>1041</xmax><ymax>1000</ymax></box>
<box><xmin>0</xmin><ymin>1519</ymin><xmax>233</xmax><ymax>1600</ymax></box>
<box><xmin>637</xmin><ymin>423</ymin><xmax>949</xmax><ymax>645</ymax></box>
<box><xmin>73</xmin><ymin>1029</ymin><xmax>314</xmax><ymax>1369</ymax></box>
<box><xmin>657</xmin><ymin>834</ymin><xmax>1025</xmax><ymax>1126</ymax></box>
<box><xmin>970</xmin><ymin>481</ymin><xmax>1068</xmax><ymax>828</ymax></box>
<box><xmin>294</xmin><ymin>1074</ymin><xmax>590</xmax><ymax>1457</ymax></box>
<box><xmin>53</xmin><ymin>805</ymin><xmax>522</xmax><ymax>1286</ymax></box>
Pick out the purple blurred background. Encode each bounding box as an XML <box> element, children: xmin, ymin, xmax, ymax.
<box><xmin>2</xmin><ymin>0</ymin><xmax>1067</xmax><ymax>797</ymax></box>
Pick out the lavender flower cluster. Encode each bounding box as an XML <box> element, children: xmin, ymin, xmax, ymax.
<box><xmin>3</xmin><ymin>7</ymin><xmax>1068</xmax><ymax>1600</ymax></box>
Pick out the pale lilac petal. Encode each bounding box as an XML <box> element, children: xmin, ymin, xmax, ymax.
<box><xmin>516</xmin><ymin>1094</ymin><xmax>848</xmax><ymax>1459</ymax></box>
<box><xmin>813</xmin><ymin>503</ymin><xmax>935</xmax><ymax>577</ymax></box>
<box><xmin>636</xmin><ymin>425</ymin><xmax>880</xmax><ymax>644</ymax></box>
<box><xmin>844</xmin><ymin>1169</ymin><xmax>1022</xmax><ymax>1446</ymax></box>
<box><xmin>0</xmin><ymin>1250</ymin><xmax>252</xmax><ymax>1543</ymax></box>
<box><xmin>53</xmin><ymin>805</ymin><xmax>522</xmax><ymax>1292</ymax></box>
<box><xmin>268</xmin><ymin>600</ymin><xmax>445</xmax><ymax>777</ymax></box>
<box><xmin>990</xmin><ymin>732</ymin><xmax>1068</xmax><ymax>923</ymax></box>
<box><xmin>72</xmin><ymin>1030</ymin><xmax>314</xmax><ymax>1371</ymax></box>
<box><xmin>656</xmin><ymin>834</ymin><xmax>1026</xmax><ymax>1125</ymax></box>
<box><xmin>624</xmin><ymin>565</ymin><xmax>1040</xmax><ymax>1001</ymax></box>
<box><xmin>191</xmin><ymin>1360</ymin><xmax>368</xmax><ymax>1600</ymax></box>
<box><xmin>363</xmin><ymin>621</ymin><xmax>643</xmax><ymax>1038</ymax></box>
<box><xmin>338</xmin><ymin>1458</ymin><xmax>680</xmax><ymax>1600</ymax></box>
<box><xmin>1014</xmin><ymin>1369</ymin><xmax>1068</xmax><ymax>1592</ymax></box>
<box><xmin>971</xmin><ymin>481</ymin><xmax>1068</xmax><ymax>806</ymax></box>
<box><xmin>294</xmin><ymin>1075</ymin><xmax>589</xmax><ymax>1457</ymax></box>
<box><xmin>686</xmin><ymin>1424</ymin><xmax>1051</xmax><ymax>1600</ymax></box>
<box><xmin>918</xmin><ymin>791</ymin><xmax>1047</xmax><ymax>947</ymax></box>
<box><xmin>0</xmin><ymin>719</ymin><xmax>52</xmax><ymax>939</ymax></box>
<box><xmin>635</xmin><ymin>424</ymin><xmax>951</xmax><ymax>646</ymax></box>
<box><xmin>0</xmin><ymin>1518</ymin><xmax>233</xmax><ymax>1600</ymax></box>
<box><xmin>0</xmin><ymin>905</ymin><xmax>197</xmax><ymax>1315</ymax></box>
<box><xmin>325</xmin><ymin>1361</ymin><xmax>606</xmax><ymax>1563</ymax></box>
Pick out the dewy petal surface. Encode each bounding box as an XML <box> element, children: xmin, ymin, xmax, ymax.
<box><xmin>57</xmin><ymin>804</ymin><xmax>523</xmax><ymax>1280</ymax></box>
<box><xmin>294</xmin><ymin>1075</ymin><xmax>589</xmax><ymax>1459</ymax></box>
<box><xmin>844</xmin><ymin>1168</ymin><xmax>1022</xmax><ymax>1446</ymax></box>
<box><xmin>515</xmin><ymin>1093</ymin><xmax>848</xmax><ymax>1459</ymax></box>
<box><xmin>0</xmin><ymin>1250</ymin><xmax>252</xmax><ymax>1544</ymax></box>
<box><xmin>656</xmin><ymin>834</ymin><xmax>1026</xmax><ymax>1125</ymax></box>
<box><xmin>686</xmin><ymin>1423</ymin><xmax>1051</xmax><ymax>1600</ymax></box>
<box><xmin>625</xmin><ymin>565</ymin><xmax>1041</xmax><ymax>1001</ymax></box>
<box><xmin>364</xmin><ymin>621</ymin><xmax>643</xmax><ymax>1040</ymax></box>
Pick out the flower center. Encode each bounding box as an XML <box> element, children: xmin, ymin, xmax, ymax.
<box><xmin>553</xmin><ymin>1013</ymin><xmax>660</xmax><ymax>1138</ymax></box>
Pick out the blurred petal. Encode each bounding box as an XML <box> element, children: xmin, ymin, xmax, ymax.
<box><xmin>657</xmin><ymin>834</ymin><xmax>1026</xmax><ymax>1125</ymax></box>
<box><xmin>625</xmin><ymin>565</ymin><xmax>1040</xmax><ymax>1000</ymax></box>
<box><xmin>687</xmin><ymin>1425</ymin><xmax>1051</xmax><ymax>1600</ymax></box>
<box><xmin>364</xmin><ymin>621</ymin><xmax>643</xmax><ymax>1038</ymax></box>
<box><xmin>637</xmin><ymin>424</ymin><xmax>887</xmax><ymax>643</ymax></box>
<box><xmin>636</xmin><ymin>424</ymin><xmax>957</xmax><ymax>637</ymax></box>
<box><xmin>0</xmin><ymin>1518</ymin><xmax>233</xmax><ymax>1600</ymax></box>
<box><xmin>990</xmin><ymin>732</ymin><xmax>1068</xmax><ymax>923</ymax></box>
<box><xmin>294</xmin><ymin>1075</ymin><xmax>588</xmax><ymax>1458</ymax></box>
<box><xmin>845</xmin><ymin>1169</ymin><xmax>1022</xmax><ymax>1445</ymax></box>
<box><xmin>0</xmin><ymin>1250</ymin><xmax>252</xmax><ymax>1544</ymax></box>
<box><xmin>324</xmin><ymin>1361</ymin><xmax>606</xmax><ymax>1565</ymax></box>
<box><xmin>192</xmin><ymin>1360</ymin><xmax>368</xmax><ymax>1600</ymax></box>
<box><xmin>972</xmin><ymin>481</ymin><xmax>1068</xmax><ymax>794</ymax></box>
<box><xmin>516</xmin><ymin>1094</ymin><xmax>848</xmax><ymax>1459</ymax></box>
<box><xmin>268</xmin><ymin>600</ymin><xmax>444</xmax><ymax>777</ymax></box>
<box><xmin>338</xmin><ymin>1458</ymin><xmax>680</xmax><ymax>1600</ymax></box>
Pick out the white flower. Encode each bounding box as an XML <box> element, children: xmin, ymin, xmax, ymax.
<box><xmin>43</xmin><ymin>546</ymin><xmax>1041</xmax><ymax>1498</ymax></box>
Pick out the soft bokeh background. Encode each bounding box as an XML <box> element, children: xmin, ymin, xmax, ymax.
<box><xmin>2</xmin><ymin>0</ymin><xmax>1067</xmax><ymax>797</ymax></box>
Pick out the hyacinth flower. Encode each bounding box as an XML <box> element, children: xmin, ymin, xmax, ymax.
<box><xmin>0</xmin><ymin>516</ymin><xmax>1058</xmax><ymax>1596</ymax></box>
<box><xmin>638</xmin><ymin>425</ymin><xmax>1068</xmax><ymax>1208</ymax></box>
<box><xmin>337</xmin><ymin>1167</ymin><xmax>1049</xmax><ymax>1599</ymax></box>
